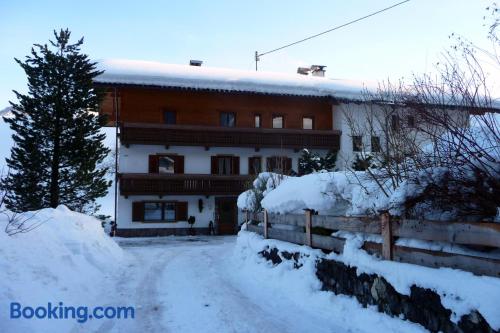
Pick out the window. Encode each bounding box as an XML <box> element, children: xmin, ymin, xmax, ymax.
<box><xmin>407</xmin><ymin>115</ymin><xmax>415</xmax><ymax>128</ymax></box>
<box><xmin>163</xmin><ymin>110</ymin><xmax>176</xmax><ymax>124</ymax></box>
<box><xmin>371</xmin><ymin>136</ymin><xmax>381</xmax><ymax>153</ymax></box>
<box><xmin>134</xmin><ymin>201</ymin><xmax>188</xmax><ymax>222</ymax></box>
<box><xmin>211</xmin><ymin>156</ymin><xmax>240</xmax><ymax>175</ymax></box>
<box><xmin>144</xmin><ymin>202</ymin><xmax>163</xmax><ymax>221</ymax></box>
<box><xmin>158</xmin><ymin>156</ymin><xmax>175</xmax><ymax>174</ymax></box>
<box><xmin>266</xmin><ymin>156</ymin><xmax>292</xmax><ymax>174</ymax></box>
<box><xmin>391</xmin><ymin>115</ymin><xmax>400</xmax><ymax>131</ymax></box>
<box><xmin>248</xmin><ymin>157</ymin><xmax>262</xmax><ymax>175</ymax></box>
<box><xmin>302</xmin><ymin>117</ymin><xmax>314</xmax><ymax>130</ymax></box>
<box><xmin>272</xmin><ymin>115</ymin><xmax>284</xmax><ymax>129</ymax></box>
<box><xmin>149</xmin><ymin>155</ymin><xmax>184</xmax><ymax>174</ymax></box>
<box><xmin>352</xmin><ymin>136</ymin><xmax>363</xmax><ymax>152</ymax></box>
<box><xmin>220</xmin><ymin>112</ymin><xmax>236</xmax><ymax>127</ymax></box>
<box><xmin>254</xmin><ymin>114</ymin><xmax>261</xmax><ymax>128</ymax></box>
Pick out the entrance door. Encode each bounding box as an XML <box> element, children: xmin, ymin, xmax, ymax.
<box><xmin>215</xmin><ymin>197</ymin><xmax>238</xmax><ymax>235</ymax></box>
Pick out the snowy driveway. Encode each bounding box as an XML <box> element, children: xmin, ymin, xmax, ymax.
<box><xmin>78</xmin><ymin>236</ymin><xmax>425</xmax><ymax>333</ymax></box>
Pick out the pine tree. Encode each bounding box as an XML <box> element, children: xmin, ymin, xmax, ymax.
<box><xmin>4</xmin><ymin>29</ymin><xmax>110</xmax><ymax>213</ymax></box>
<box><xmin>298</xmin><ymin>149</ymin><xmax>337</xmax><ymax>175</ymax></box>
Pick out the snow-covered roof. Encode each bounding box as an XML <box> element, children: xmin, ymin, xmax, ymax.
<box><xmin>94</xmin><ymin>59</ymin><xmax>373</xmax><ymax>100</ymax></box>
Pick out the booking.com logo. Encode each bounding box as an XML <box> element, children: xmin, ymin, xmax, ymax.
<box><xmin>10</xmin><ymin>302</ymin><xmax>135</xmax><ymax>323</ymax></box>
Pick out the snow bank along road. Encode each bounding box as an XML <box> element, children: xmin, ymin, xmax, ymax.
<box><xmin>76</xmin><ymin>235</ymin><xmax>426</xmax><ymax>333</ymax></box>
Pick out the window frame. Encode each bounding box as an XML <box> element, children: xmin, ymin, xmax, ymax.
<box><xmin>302</xmin><ymin>116</ymin><xmax>314</xmax><ymax>130</ymax></box>
<box><xmin>352</xmin><ymin>135</ymin><xmax>363</xmax><ymax>152</ymax></box>
<box><xmin>254</xmin><ymin>114</ymin><xmax>262</xmax><ymax>128</ymax></box>
<box><xmin>272</xmin><ymin>114</ymin><xmax>284</xmax><ymax>129</ymax></box>
<box><xmin>220</xmin><ymin>111</ymin><xmax>236</xmax><ymax>127</ymax></box>
<box><xmin>142</xmin><ymin>200</ymin><xmax>178</xmax><ymax>223</ymax></box>
<box><xmin>163</xmin><ymin>110</ymin><xmax>177</xmax><ymax>125</ymax></box>
<box><xmin>248</xmin><ymin>156</ymin><xmax>262</xmax><ymax>175</ymax></box>
<box><xmin>371</xmin><ymin>136</ymin><xmax>381</xmax><ymax>153</ymax></box>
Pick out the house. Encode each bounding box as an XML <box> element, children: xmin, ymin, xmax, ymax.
<box><xmin>93</xmin><ymin>59</ymin><xmax>402</xmax><ymax>237</ymax></box>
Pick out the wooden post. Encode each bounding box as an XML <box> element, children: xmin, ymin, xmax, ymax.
<box><xmin>304</xmin><ymin>209</ymin><xmax>312</xmax><ymax>247</ymax></box>
<box><xmin>381</xmin><ymin>212</ymin><xmax>394</xmax><ymax>260</ymax></box>
<box><xmin>263</xmin><ymin>209</ymin><xmax>269</xmax><ymax>239</ymax></box>
<box><xmin>245</xmin><ymin>210</ymin><xmax>250</xmax><ymax>224</ymax></box>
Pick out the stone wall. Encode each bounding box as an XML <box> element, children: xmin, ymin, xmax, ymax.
<box><xmin>259</xmin><ymin>247</ymin><xmax>497</xmax><ymax>333</ymax></box>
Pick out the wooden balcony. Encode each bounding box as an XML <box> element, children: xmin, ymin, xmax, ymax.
<box><xmin>120</xmin><ymin>122</ymin><xmax>341</xmax><ymax>150</ymax></box>
<box><xmin>119</xmin><ymin>173</ymin><xmax>254</xmax><ymax>196</ymax></box>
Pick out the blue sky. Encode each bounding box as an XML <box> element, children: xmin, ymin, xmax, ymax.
<box><xmin>0</xmin><ymin>0</ymin><xmax>496</xmax><ymax>106</ymax></box>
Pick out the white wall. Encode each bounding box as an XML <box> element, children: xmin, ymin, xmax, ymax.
<box><xmin>119</xmin><ymin>145</ymin><xmax>328</xmax><ymax>174</ymax></box>
<box><xmin>117</xmin><ymin>145</ymin><xmax>329</xmax><ymax>229</ymax></box>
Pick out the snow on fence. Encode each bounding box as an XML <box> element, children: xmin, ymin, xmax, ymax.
<box><xmin>245</xmin><ymin>210</ymin><xmax>500</xmax><ymax>277</ymax></box>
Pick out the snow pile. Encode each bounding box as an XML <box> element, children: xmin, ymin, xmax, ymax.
<box><xmin>95</xmin><ymin>59</ymin><xmax>374</xmax><ymax>100</ymax></box>
<box><xmin>237</xmin><ymin>172</ymin><xmax>289</xmax><ymax>212</ymax></box>
<box><xmin>0</xmin><ymin>205</ymin><xmax>123</xmax><ymax>332</ymax></box>
<box><xmin>235</xmin><ymin>230</ymin><xmax>500</xmax><ymax>330</ymax></box>
<box><xmin>251</xmin><ymin>171</ymin><xmax>390</xmax><ymax>215</ymax></box>
<box><xmin>231</xmin><ymin>231</ymin><xmax>427</xmax><ymax>333</ymax></box>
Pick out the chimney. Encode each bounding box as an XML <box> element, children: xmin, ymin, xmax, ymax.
<box><xmin>310</xmin><ymin>65</ymin><xmax>326</xmax><ymax>77</ymax></box>
<box><xmin>297</xmin><ymin>67</ymin><xmax>311</xmax><ymax>75</ymax></box>
<box><xmin>189</xmin><ymin>60</ymin><xmax>203</xmax><ymax>66</ymax></box>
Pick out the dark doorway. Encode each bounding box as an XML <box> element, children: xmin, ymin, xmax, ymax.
<box><xmin>215</xmin><ymin>197</ymin><xmax>238</xmax><ymax>235</ymax></box>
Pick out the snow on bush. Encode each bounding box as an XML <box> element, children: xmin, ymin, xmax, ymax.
<box><xmin>241</xmin><ymin>171</ymin><xmax>390</xmax><ymax>215</ymax></box>
<box><xmin>0</xmin><ymin>205</ymin><xmax>123</xmax><ymax>332</ymax></box>
<box><xmin>237</xmin><ymin>172</ymin><xmax>289</xmax><ymax>212</ymax></box>
<box><xmin>234</xmin><ymin>230</ymin><xmax>500</xmax><ymax>330</ymax></box>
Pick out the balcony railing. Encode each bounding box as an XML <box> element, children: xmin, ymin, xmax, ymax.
<box><xmin>120</xmin><ymin>123</ymin><xmax>341</xmax><ymax>150</ymax></box>
<box><xmin>119</xmin><ymin>173</ymin><xmax>254</xmax><ymax>196</ymax></box>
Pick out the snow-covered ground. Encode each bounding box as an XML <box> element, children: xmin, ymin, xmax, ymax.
<box><xmin>2</xmin><ymin>204</ymin><xmax>499</xmax><ymax>332</ymax></box>
<box><xmin>77</xmin><ymin>235</ymin><xmax>427</xmax><ymax>333</ymax></box>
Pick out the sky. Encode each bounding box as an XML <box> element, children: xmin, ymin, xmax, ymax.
<box><xmin>0</xmin><ymin>0</ymin><xmax>498</xmax><ymax>107</ymax></box>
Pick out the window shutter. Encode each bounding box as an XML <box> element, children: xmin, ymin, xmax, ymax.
<box><xmin>174</xmin><ymin>155</ymin><xmax>185</xmax><ymax>174</ymax></box>
<box><xmin>148</xmin><ymin>155</ymin><xmax>159</xmax><ymax>173</ymax></box>
<box><xmin>175</xmin><ymin>201</ymin><xmax>188</xmax><ymax>221</ymax></box>
<box><xmin>232</xmin><ymin>156</ymin><xmax>240</xmax><ymax>175</ymax></box>
<box><xmin>132</xmin><ymin>202</ymin><xmax>144</xmax><ymax>222</ymax></box>
<box><xmin>249</xmin><ymin>157</ymin><xmax>259</xmax><ymax>175</ymax></box>
<box><xmin>211</xmin><ymin>156</ymin><xmax>218</xmax><ymax>175</ymax></box>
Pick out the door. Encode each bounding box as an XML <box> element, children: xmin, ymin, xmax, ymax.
<box><xmin>215</xmin><ymin>197</ymin><xmax>238</xmax><ymax>235</ymax></box>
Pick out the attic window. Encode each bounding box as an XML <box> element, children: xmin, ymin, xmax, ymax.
<box><xmin>272</xmin><ymin>115</ymin><xmax>284</xmax><ymax>129</ymax></box>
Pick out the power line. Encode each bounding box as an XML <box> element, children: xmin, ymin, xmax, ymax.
<box><xmin>255</xmin><ymin>0</ymin><xmax>411</xmax><ymax>70</ymax></box>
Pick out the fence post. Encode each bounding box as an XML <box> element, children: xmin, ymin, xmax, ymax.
<box><xmin>263</xmin><ymin>209</ymin><xmax>269</xmax><ymax>239</ymax></box>
<box><xmin>304</xmin><ymin>209</ymin><xmax>312</xmax><ymax>247</ymax></box>
<box><xmin>245</xmin><ymin>210</ymin><xmax>250</xmax><ymax>224</ymax></box>
<box><xmin>381</xmin><ymin>211</ymin><xmax>394</xmax><ymax>260</ymax></box>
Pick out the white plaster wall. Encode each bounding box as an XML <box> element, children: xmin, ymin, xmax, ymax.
<box><xmin>117</xmin><ymin>145</ymin><xmax>329</xmax><ymax>228</ymax></box>
<box><xmin>118</xmin><ymin>194</ymin><xmax>248</xmax><ymax>229</ymax></box>
<box><xmin>119</xmin><ymin>145</ymin><xmax>328</xmax><ymax>174</ymax></box>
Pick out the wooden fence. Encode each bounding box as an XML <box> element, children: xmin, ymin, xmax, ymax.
<box><xmin>245</xmin><ymin>210</ymin><xmax>500</xmax><ymax>278</ymax></box>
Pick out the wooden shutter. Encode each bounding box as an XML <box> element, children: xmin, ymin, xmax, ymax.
<box><xmin>211</xmin><ymin>156</ymin><xmax>218</xmax><ymax>175</ymax></box>
<box><xmin>174</xmin><ymin>155</ymin><xmax>185</xmax><ymax>174</ymax></box>
<box><xmin>148</xmin><ymin>155</ymin><xmax>159</xmax><ymax>173</ymax></box>
<box><xmin>248</xmin><ymin>157</ymin><xmax>261</xmax><ymax>175</ymax></box>
<box><xmin>132</xmin><ymin>202</ymin><xmax>144</xmax><ymax>222</ymax></box>
<box><xmin>175</xmin><ymin>201</ymin><xmax>188</xmax><ymax>221</ymax></box>
<box><xmin>231</xmin><ymin>156</ymin><xmax>240</xmax><ymax>175</ymax></box>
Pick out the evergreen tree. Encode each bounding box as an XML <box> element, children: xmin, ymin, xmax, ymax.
<box><xmin>352</xmin><ymin>154</ymin><xmax>375</xmax><ymax>171</ymax></box>
<box><xmin>4</xmin><ymin>29</ymin><xmax>110</xmax><ymax>213</ymax></box>
<box><xmin>298</xmin><ymin>149</ymin><xmax>337</xmax><ymax>175</ymax></box>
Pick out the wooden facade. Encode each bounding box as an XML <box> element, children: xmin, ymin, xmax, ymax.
<box><xmin>99</xmin><ymin>86</ymin><xmax>335</xmax><ymax>130</ymax></box>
